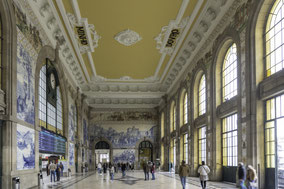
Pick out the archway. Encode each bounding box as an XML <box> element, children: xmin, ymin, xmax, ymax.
<box><xmin>95</xmin><ymin>141</ymin><xmax>111</xmax><ymax>165</ymax></box>
<box><xmin>138</xmin><ymin>141</ymin><xmax>153</xmax><ymax>163</ymax></box>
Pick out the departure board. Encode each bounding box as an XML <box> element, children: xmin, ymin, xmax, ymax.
<box><xmin>39</xmin><ymin>129</ymin><xmax>66</xmax><ymax>154</ymax></box>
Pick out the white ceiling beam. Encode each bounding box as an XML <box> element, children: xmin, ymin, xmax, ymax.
<box><xmin>85</xmin><ymin>91</ymin><xmax>164</xmax><ymax>99</ymax></box>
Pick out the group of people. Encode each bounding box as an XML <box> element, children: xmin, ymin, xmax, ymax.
<box><xmin>237</xmin><ymin>162</ymin><xmax>258</xmax><ymax>189</ymax></box>
<box><xmin>46</xmin><ymin>161</ymin><xmax>64</xmax><ymax>182</ymax></box>
<box><xmin>142</xmin><ymin>161</ymin><xmax>156</xmax><ymax>180</ymax></box>
<box><xmin>97</xmin><ymin>162</ymin><xmax>134</xmax><ymax>181</ymax></box>
<box><xmin>178</xmin><ymin>160</ymin><xmax>257</xmax><ymax>189</ymax></box>
<box><xmin>178</xmin><ymin>160</ymin><xmax>210</xmax><ymax>189</ymax></box>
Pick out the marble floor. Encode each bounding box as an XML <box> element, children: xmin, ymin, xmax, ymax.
<box><xmin>33</xmin><ymin>171</ymin><xmax>237</xmax><ymax>189</ymax></box>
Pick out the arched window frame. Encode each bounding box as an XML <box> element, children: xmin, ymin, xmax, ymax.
<box><xmin>183</xmin><ymin>92</ymin><xmax>188</xmax><ymax>125</ymax></box>
<box><xmin>222</xmin><ymin>43</ymin><xmax>238</xmax><ymax>102</ymax></box>
<box><xmin>38</xmin><ymin>59</ymin><xmax>63</xmax><ymax>135</ymax></box>
<box><xmin>170</xmin><ymin>101</ymin><xmax>176</xmax><ymax>132</ymax></box>
<box><xmin>265</xmin><ymin>0</ymin><xmax>284</xmax><ymax>77</ymax></box>
<box><xmin>161</xmin><ymin>112</ymin><xmax>165</xmax><ymax>138</ymax></box>
<box><xmin>198</xmin><ymin>74</ymin><xmax>206</xmax><ymax>116</ymax></box>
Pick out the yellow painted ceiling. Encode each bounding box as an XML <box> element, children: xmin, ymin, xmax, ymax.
<box><xmin>61</xmin><ymin>0</ymin><xmax>200</xmax><ymax>80</ymax></box>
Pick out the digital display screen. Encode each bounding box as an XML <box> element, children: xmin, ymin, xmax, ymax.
<box><xmin>39</xmin><ymin>129</ymin><xmax>66</xmax><ymax>154</ymax></box>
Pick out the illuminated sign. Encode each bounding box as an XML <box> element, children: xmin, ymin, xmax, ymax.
<box><xmin>39</xmin><ymin>129</ymin><xmax>66</xmax><ymax>154</ymax></box>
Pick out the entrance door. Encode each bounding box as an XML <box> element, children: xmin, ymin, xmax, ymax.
<box><xmin>95</xmin><ymin>141</ymin><xmax>110</xmax><ymax>166</ymax></box>
<box><xmin>139</xmin><ymin>141</ymin><xmax>153</xmax><ymax>163</ymax></box>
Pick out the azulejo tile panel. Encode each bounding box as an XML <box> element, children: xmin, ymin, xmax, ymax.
<box><xmin>69</xmin><ymin>143</ymin><xmax>74</xmax><ymax>166</ymax></box>
<box><xmin>90</xmin><ymin>124</ymin><xmax>156</xmax><ymax>148</ymax></box>
<box><xmin>113</xmin><ymin>149</ymin><xmax>135</xmax><ymax>164</ymax></box>
<box><xmin>16</xmin><ymin>28</ymin><xmax>37</xmax><ymax>125</ymax></box>
<box><xmin>17</xmin><ymin>124</ymin><xmax>35</xmax><ymax>170</ymax></box>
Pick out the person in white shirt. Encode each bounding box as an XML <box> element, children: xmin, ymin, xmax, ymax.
<box><xmin>110</xmin><ymin>164</ymin><xmax>115</xmax><ymax>181</ymax></box>
<box><xmin>197</xmin><ymin>161</ymin><xmax>210</xmax><ymax>189</ymax></box>
<box><xmin>98</xmin><ymin>162</ymin><xmax>102</xmax><ymax>175</ymax></box>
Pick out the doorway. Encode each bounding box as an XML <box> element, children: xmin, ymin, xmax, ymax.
<box><xmin>138</xmin><ymin>141</ymin><xmax>153</xmax><ymax>163</ymax></box>
<box><xmin>95</xmin><ymin>141</ymin><xmax>110</xmax><ymax>165</ymax></box>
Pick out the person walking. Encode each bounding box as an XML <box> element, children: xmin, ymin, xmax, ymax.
<box><xmin>59</xmin><ymin>162</ymin><xmax>64</xmax><ymax>177</ymax></box>
<box><xmin>245</xmin><ymin>165</ymin><xmax>257</xmax><ymax>189</ymax></box>
<box><xmin>48</xmin><ymin>161</ymin><xmax>57</xmax><ymax>183</ymax></box>
<box><xmin>198</xmin><ymin>161</ymin><xmax>210</xmax><ymax>189</ymax></box>
<box><xmin>121</xmin><ymin>163</ymin><xmax>126</xmax><ymax>177</ymax></box>
<box><xmin>46</xmin><ymin>162</ymin><xmax>50</xmax><ymax>176</ymax></box>
<box><xmin>110</xmin><ymin>164</ymin><xmax>115</xmax><ymax>181</ymax></box>
<box><xmin>143</xmin><ymin>161</ymin><xmax>148</xmax><ymax>180</ymax></box>
<box><xmin>151</xmin><ymin>163</ymin><xmax>156</xmax><ymax>180</ymax></box>
<box><xmin>103</xmin><ymin>163</ymin><xmax>107</xmax><ymax>180</ymax></box>
<box><xmin>237</xmin><ymin>162</ymin><xmax>246</xmax><ymax>189</ymax></box>
<box><xmin>56</xmin><ymin>162</ymin><xmax>61</xmax><ymax>181</ymax></box>
<box><xmin>179</xmin><ymin>160</ymin><xmax>189</xmax><ymax>189</ymax></box>
<box><xmin>98</xmin><ymin>162</ymin><xmax>102</xmax><ymax>175</ymax></box>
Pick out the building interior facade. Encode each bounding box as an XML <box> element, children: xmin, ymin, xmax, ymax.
<box><xmin>0</xmin><ymin>0</ymin><xmax>283</xmax><ymax>188</ymax></box>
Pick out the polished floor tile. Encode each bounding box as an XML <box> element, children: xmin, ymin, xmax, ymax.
<box><xmin>37</xmin><ymin>171</ymin><xmax>236</xmax><ymax>189</ymax></box>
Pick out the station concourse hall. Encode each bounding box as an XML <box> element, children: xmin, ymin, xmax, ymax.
<box><xmin>0</xmin><ymin>0</ymin><xmax>283</xmax><ymax>188</ymax></box>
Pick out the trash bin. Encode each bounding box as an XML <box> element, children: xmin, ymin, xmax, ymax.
<box><xmin>38</xmin><ymin>172</ymin><xmax>43</xmax><ymax>186</ymax></box>
<box><xmin>12</xmin><ymin>177</ymin><xmax>20</xmax><ymax>189</ymax></box>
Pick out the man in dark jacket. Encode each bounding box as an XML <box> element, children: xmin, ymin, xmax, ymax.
<box><xmin>142</xmin><ymin>161</ymin><xmax>150</xmax><ymax>180</ymax></box>
<box><xmin>121</xmin><ymin>163</ymin><xmax>126</xmax><ymax>177</ymax></box>
<box><xmin>237</xmin><ymin>162</ymin><xmax>246</xmax><ymax>189</ymax></box>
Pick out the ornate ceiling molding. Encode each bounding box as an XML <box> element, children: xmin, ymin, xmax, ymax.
<box><xmin>163</xmin><ymin>0</ymin><xmax>242</xmax><ymax>94</ymax></box>
<box><xmin>114</xmin><ymin>29</ymin><xmax>142</xmax><ymax>47</ymax></box>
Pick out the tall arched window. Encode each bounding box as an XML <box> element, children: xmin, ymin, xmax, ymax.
<box><xmin>265</xmin><ymin>0</ymin><xmax>284</xmax><ymax>77</ymax></box>
<box><xmin>161</xmin><ymin>112</ymin><xmax>164</xmax><ymax>138</ymax></box>
<box><xmin>223</xmin><ymin>43</ymin><xmax>238</xmax><ymax>101</ymax></box>
<box><xmin>183</xmin><ymin>93</ymin><xmax>188</xmax><ymax>125</ymax></box>
<box><xmin>170</xmin><ymin>101</ymin><xmax>176</xmax><ymax>132</ymax></box>
<box><xmin>39</xmin><ymin>59</ymin><xmax>63</xmax><ymax>135</ymax></box>
<box><xmin>199</xmin><ymin>74</ymin><xmax>206</xmax><ymax>115</ymax></box>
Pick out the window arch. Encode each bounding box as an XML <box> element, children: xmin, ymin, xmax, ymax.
<box><xmin>170</xmin><ymin>101</ymin><xmax>176</xmax><ymax>132</ymax></box>
<box><xmin>222</xmin><ymin>43</ymin><xmax>238</xmax><ymax>101</ymax></box>
<box><xmin>180</xmin><ymin>90</ymin><xmax>188</xmax><ymax>125</ymax></box>
<box><xmin>161</xmin><ymin>112</ymin><xmax>165</xmax><ymax>138</ymax></box>
<box><xmin>198</xmin><ymin>74</ymin><xmax>206</xmax><ymax>116</ymax></box>
<box><xmin>265</xmin><ymin>0</ymin><xmax>284</xmax><ymax>77</ymax></box>
<box><xmin>38</xmin><ymin>59</ymin><xmax>63</xmax><ymax>135</ymax></box>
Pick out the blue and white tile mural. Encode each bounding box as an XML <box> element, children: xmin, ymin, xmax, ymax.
<box><xmin>83</xmin><ymin>119</ymin><xmax>88</xmax><ymax>143</ymax></box>
<box><xmin>89</xmin><ymin>124</ymin><xmax>156</xmax><ymax>148</ymax></box>
<box><xmin>17</xmin><ymin>29</ymin><xmax>36</xmax><ymax>125</ymax></box>
<box><xmin>69</xmin><ymin>143</ymin><xmax>74</xmax><ymax>166</ymax></box>
<box><xmin>17</xmin><ymin>124</ymin><xmax>35</xmax><ymax>170</ymax></box>
<box><xmin>113</xmin><ymin>149</ymin><xmax>135</xmax><ymax>163</ymax></box>
<box><xmin>69</xmin><ymin>103</ymin><xmax>76</xmax><ymax>142</ymax></box>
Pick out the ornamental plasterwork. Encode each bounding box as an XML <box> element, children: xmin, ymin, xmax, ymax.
<box><xmin>155</xmin><ymin>16</ymin><xmax>190</xmax><ymax>55</ymax></box>
<box><xmin>67</xmin><ymin>13</ymin><xmax>101</xmax><ymax>54</ymax></box>
<box><xmin>114</xmin><ymin>29</ymin><xmax>142</xmax><ymax>46</ymax></box>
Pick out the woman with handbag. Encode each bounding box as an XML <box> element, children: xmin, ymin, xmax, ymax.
<box><xmin>245</xmin><ymin>165</ymin><xmax>257</xmax><ymax>189</ymax></box>
<box><xmin>197</xmin><ymin>161</ymin><xmax>210</xmax><ymax>189</ymax></box>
